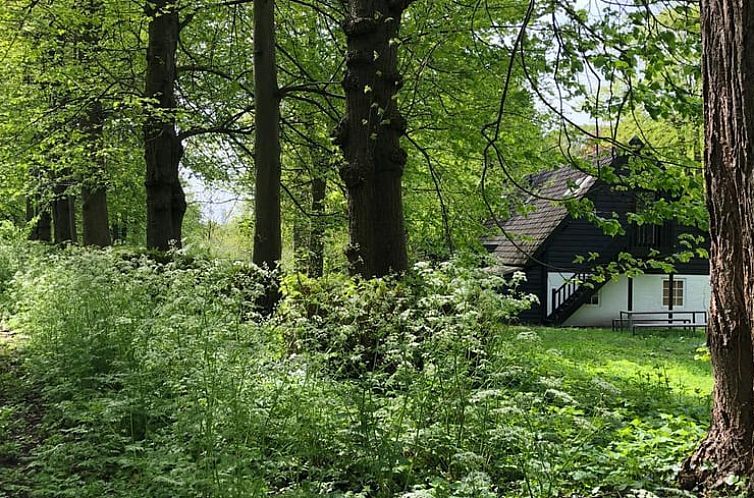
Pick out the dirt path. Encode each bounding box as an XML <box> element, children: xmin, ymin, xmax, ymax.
<box><xmin>0</xmin><ymin>330</ymin><xmax>44</xmax><ymax>498</ymax></box>
<box><xmin>0</xmin><ymin>325</ymin><xmax>28</xmax><ymax>344</ymax></box>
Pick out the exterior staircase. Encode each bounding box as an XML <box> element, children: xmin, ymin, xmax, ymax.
<box><xmin>545</xmin><ymin>273</ymin><xmax>609</xmax><ymax>325</ymax></box>
<box><xmin>544</xmin><ymin>225</ymin><xmax>642</xmax><ymax>325</ymax></box>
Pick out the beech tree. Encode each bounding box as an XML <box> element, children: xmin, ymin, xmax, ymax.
<box><xmin>252</xmin><ymin>0</ymin><xmax>282</xmax><ymax>269</ymax></box>
<box><xmin>52</xmin><ymin>179</ymin><xmax>77</xmax><ymax>244</ymax></box>
<box><xmin>80</xmin><ymin>98</ymin><xmax>111</xmax><ymax>247</ymax></box>
<box><xmin>78</xmin><ymin>0</ymin><xmax>111</xmax><ymax>247</ymax></box>
<box><xmin>7</xmin><ymin>0</ymin><xmax>119</xmax><ymax>246</ymax></box>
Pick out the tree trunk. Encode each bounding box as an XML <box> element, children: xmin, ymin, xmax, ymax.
<box><xmin>309</xmin><ymin>177</ymin><xmax>326</xmax><ymax>277</ymax></box>
<box><xmin>679</xmin><ymin>0</ymin><xmax>754</xmax><ymax>490</ymax></box>
<box><xmin>26</xmin><ymin>196</ymin><xmax>51</xmax><ymax>242</ymax></box>
<box><xmin>53</xmin><ymin>183</ymin><xmax>77</xmax><ymax>244</ymax></box>
<box><xmin>80</xmin><ymin>99</ymin><xmax>111</xmax><ymax>247</ymax></box>
<box><xmin>82</xmin><ymin>185</ymin><xmax>110</xmax><ymax>247</ymax></box>
<box><xmin>334</xmin><ymin>0</ymin><xmax>411</xmax><ymax>278</ymax></box>
<box><xmin>293</xmin><ymin>209</ymin><xmax>308</xmax><ymax>273</ymax></box>
<box><xmin>111</xmin><ymin>214</ymin><xmax>128</xmax><ymax>243</ymax></box>
<box><xmin>144</xmin><ymin>0</ymin><xmax>186</xmax><ymax>251</ymax></box>
<box><xmin>78</xmin><ymin>1</ymin><xmax>111</xmax><ymax>247</ymax></box>
<box><xmin>252</xmin><ymin>0</ymin><xmax>282</xmax><ymax>270</ymax></box>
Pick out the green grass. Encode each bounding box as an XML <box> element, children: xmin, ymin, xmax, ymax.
<box><xmin>0</xmin><ymin>324</ymin><xmax>714</xmax><ymax>497</ymax></box>
<box><xmin>532</xmin><ymin>327</ymin><xmax>712</xmax><ymax>396</ymax></box>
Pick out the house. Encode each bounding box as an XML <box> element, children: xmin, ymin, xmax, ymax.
<box><xmin>485</xmin><ymin>154</ymin><xmax>710</xmax><ymax>327</ymax></box>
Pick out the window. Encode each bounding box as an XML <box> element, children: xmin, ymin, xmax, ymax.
<box><xmin>662</xmin><ymin>279</ymin><xmax>684</xmax><ymax>307</ymax></box>
<box><xmin>631</xmin><ymin>192</ymin><xmax>674</xmax><ymax>251</ymax></box>
<box><xmin>588</xmin><ymin>291</ymin><xmax>600</xmax><ymax>306</ymax></box>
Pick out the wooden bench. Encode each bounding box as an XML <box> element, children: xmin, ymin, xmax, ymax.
<box><xmin>630</xmin><ymin>322</ymin><xmax>707</xmax><ymax>333</ymax></box>
<box><xmin>615</xmin><ymin>310</ymin><xmax>708</xmax><ymax>334</ymax></box>
<box><xmin>612</xmin><ymin>318</ymin><xmax>691</xmax><ymax>330</ymax></box>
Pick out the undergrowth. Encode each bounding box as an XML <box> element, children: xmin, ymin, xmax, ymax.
<box><xmin>0</xmin><ymin>240</ymin><xmax>711</xmax><ymax>497</ymax></box>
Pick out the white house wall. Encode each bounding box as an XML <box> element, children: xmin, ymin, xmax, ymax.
<box><xmin>547</xmin><ymin>273</ymin><xmax>711</xmax><ymax>328</ymax></box>
<box><xmin>631</xmin><ymin>274</ymin><xmax>711</xmax><ymax>313</ymax></box>
<box><xmin>546</xmin><ymin>272</ymin><xmax>575</xmax><ymax>315</ymax></box>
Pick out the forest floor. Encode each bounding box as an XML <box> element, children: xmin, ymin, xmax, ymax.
<box><xmin>0</xmin><ymin>330</ymin><xmax>46</xmax><ymax>498</ymax></box>
<box><xmin>0</xmin><ymin>324</ymin><xmax>712</xmax><ymax>497</ymax></box>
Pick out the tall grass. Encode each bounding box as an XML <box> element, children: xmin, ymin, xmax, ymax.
<box><xmin>0</xmin><ymin>241</ymin><xmax>711</xmax><ymax>497</ymax></box>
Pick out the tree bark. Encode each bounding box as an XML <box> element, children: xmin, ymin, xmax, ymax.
<box><xmin>77</xmin><ymin>1</ymin><xmax>111</xmax><ymax>247</ymax></box>
<box><xmin>26</xmin><ymin>196</ymin><xmax>51</xmax><ymax>242</ymax></box>
<box><xmin>309</xmin><ymin>176</ymin><xmax>326</xmax><ymax>277</ymax></box>
<box><xmin>334</xmin><ymin>0</ymin><xmax>411</xmax><ymax>278</ymax></box>
<box><xmin>144</xmin><ymin>0</ymin><xmax>186</xmax><ymax>250</ymax></box>
<box><xmin>82</xmin><ymin>185</ymin><xmax>110</xmax><ymax>247</ymax></box>
<box><xmin>26</xmin><ymin>165</ymin><xmax>52</xmax><ymax>242</ymax></box>
<box><xmin>80</xmin><ymin>99</ymin><xmax>111</xmax><ymax>247</ymax></box>
<box><xmin>293</xmin><ymin>209</ymin><xmax>308</xmax><ymax>273</ymax></box>
<box><xmin>679</xmin><ymin>0</ymin><xmax>754</xmax><ymax>490</ymax></box>
<box><xmin>252</xmin><ymin>0</ymin><xmax>282</xmax><ymax>270</ymax></box>
<box><xmin>53</xmin><ymin>181</ymin><xmax>77</xmax><ymax>244</ymax></box>
<box><xmin>111</xmin><ymin>214</ymin><xmax>128</xmax><ymax>243</ymax></box>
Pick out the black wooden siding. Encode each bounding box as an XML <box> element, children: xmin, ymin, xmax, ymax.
<box><xmin>515</xmin><ymin>265</ymin><xmax>546</xmax><ymax>323</ymax></box>
<box><xmin>538</xmin><ymin>183</ymin><xmax>634</xmax><ymax>270</ymax></box>
<box><xmin>515</xmin><ymin>182</ymin><xmax>709</xmax><ymax>323</ymax></box>
<box><xmin>531</xmin><ymin>183</ymin><xmax>708</xmax><ymax>275</ymax></box>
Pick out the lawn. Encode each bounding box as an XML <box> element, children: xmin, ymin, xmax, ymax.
<box><xmin>531</xmin><ymin>327</ymin><xmax>712</xmax><ymax>396</ymax></box>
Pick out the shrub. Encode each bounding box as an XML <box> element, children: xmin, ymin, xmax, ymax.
<box><xmin>278</xmin><ymin>261</ymin><xmax>536</xmax><ymax>377</ymax></box>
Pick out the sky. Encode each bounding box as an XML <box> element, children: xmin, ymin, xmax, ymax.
<box><xmin>185</xmin><ymin>174</ymin><xmax>244</xmax><ymax>224</ymax></box>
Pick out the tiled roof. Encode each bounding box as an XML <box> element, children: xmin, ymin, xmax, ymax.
<box><xmin>487</xmin><ymin>166</ymin><xmax>597</xmax><ymax>267</ymax></box>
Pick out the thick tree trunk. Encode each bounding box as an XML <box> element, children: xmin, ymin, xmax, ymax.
<box><xmin>679</xmin><ymin>0</ymin><xmax>754</xmax><ymax>490</ymax></box>
<box><xmin>78</xmin><ymin>2</ymin><xmax>111</xmax><ymax>248</ymax></box>
<box><xmin>334</xmin><ymin>0</ymin><xmax>411</xmax><ymax>277</ymax></box>
<box><xmin>309</xmin><ymin>177</ymin><xmax>326</xmax><ymax>278</ymax></box>
<box><xmin>82</xmin><ymin>186</ymin><xmax>110</xmax><ymax>247</ymax></box>
<box><xmin>81</xmin><ymin>99</ymin><xmax>111</xmax><ymax>247</ymax></box>
<box><xmin>252</xmin><ymin>0</ymin><xmax>282</xmax><ymax>270</ymax></box>
<box><xmin>144</xmin><ymin>0</ymin><xmax>186</xmax><ymax>250</ymax></box>
<box><xmin>53</xmin><ymin>184</ymin><xmax>77</xmax><ymax>244</ymax></box>
<box><xmin>26</xmin><ymin>197</ymin><xmax>51</xmax><ymax>242</ymax></box>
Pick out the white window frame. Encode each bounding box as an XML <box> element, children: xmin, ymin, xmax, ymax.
<box><xmin>587</xmin><ymin>290</ymin><xmax>600</xmax><ymax>307</ymax></box>
<box><xmin>662</xmin><ymin>279</ymin><xmax>685</xmax><ymax>308</ymax></box>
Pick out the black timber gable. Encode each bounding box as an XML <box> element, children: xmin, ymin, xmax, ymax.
<box><xmin>486</xmin><ymin>156</ymin><xmax>709</xmax><ymax>324</ymax></box>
